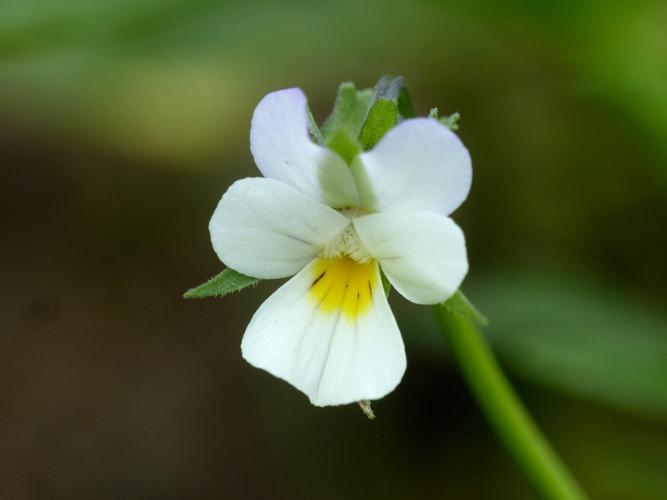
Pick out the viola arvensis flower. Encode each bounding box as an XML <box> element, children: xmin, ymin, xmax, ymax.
<box><xmin>209</xmin><ymin>88</ymin><xmax>471</xmax><ymax>406</ymax></box>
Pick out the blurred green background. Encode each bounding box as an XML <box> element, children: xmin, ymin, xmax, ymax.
<box><xmin>1</xmin><ymin>0</ymin><xmax>666</xmax><ymax>498</ymax></box>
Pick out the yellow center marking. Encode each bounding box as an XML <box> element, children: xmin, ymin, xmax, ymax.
<box><xmin>308</xmin><ymin>257</ymin><xmax>378</xmax><ymax>321</ymax></box>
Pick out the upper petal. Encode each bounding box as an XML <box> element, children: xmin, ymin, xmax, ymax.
<box><xmin>250</xmin><ymin>88</ymin><xmax>359</xmax><ymax>208</ymax></box>
<box><xmin>241</xmin><ymin>257</ymin><xmax>406</xmax><ymax>407</ymax></box>
<box><xmin>209</xmin><ymin>178</ymin><xmax>350</xmax><ymax>279</ymax></box>
<box><xmin>353</xmin><ymin>211</ymin><xmax>468</xmax><ymax>304</ymax></box>
<box><xmin>351</xmin><ymin>118</ymin><xmax>471</xmax><ymax>215</ymax></box>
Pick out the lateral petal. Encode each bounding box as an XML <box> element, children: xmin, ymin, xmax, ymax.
<box><xmin>354</xmin><ymin>211</ymin><xmax>468</xmax><ymax>304</ymax></box>
<box><xmin>209</xmin><ymin>178</ymin><xmax>350</xmax><ymax>279</ymax></box>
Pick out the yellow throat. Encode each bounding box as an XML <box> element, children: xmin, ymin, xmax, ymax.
<box><xmin>308</xmin><ymin>256</ymin><xmax>379</xmax><ymax>321</ymax></box>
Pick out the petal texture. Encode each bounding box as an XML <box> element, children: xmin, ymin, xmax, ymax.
<box><xmin>209</xmin><ymin>178</ymin><xmax>350</xmax><ymax>279</ymax></box>
<box><xmin>241</xmin><ymin>257</ymin><xmax>406</xmax><ymax>406</ymax></box>
<box><xmin>351</xmin><ymin>118</ymin><xmax>471</xmax><ymax>215</ymax></box>
<box><xmin>353</xmin><ymin>211</ymin><xmax>468</xmax><ymax>304</ymax></box>
<box><xmin>250</xmin><ymin>88</ymin><xmax>359</xmax><ymax>208</ymax></box>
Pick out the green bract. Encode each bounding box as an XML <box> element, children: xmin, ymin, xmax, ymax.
<box><xmin>183</xmin><ymin>268</ymin><xmax>258</xmax><ymax>299</ymax></box>
<box><xmin>321</xmin><ymin>82</ymin><xmax>374</xmax><ymax>139</ymax></box>
<box><xmin>324</xmin><ymin>127</ymin><xmax>362</xmax><ymax>165</ymax></box>
<box><xmin>429</xmin><ymin>107</ymin><xmax>460</xmax><ymax>131</ymax></box>
<box><xmin>358</xmin><ymin>98</ymin><xmax>398</xmax><ymax>150</ymax></box>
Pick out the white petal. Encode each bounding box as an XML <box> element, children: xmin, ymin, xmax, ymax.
<box><xmin>351</xmin><ymin>118</ymin><xmax>471</xmax><ymax>215</ymax></box>
<box><xmin>250</xmin><ymin>88</ymin><xmax>359</xmax><ymax>208</ymax></box>
<box><xmin>209</xmin><ymin>178</ymin><xmax>350</xmax><ymax>279</ymax></box>
<box><xmin>353</xmin><ymin>211</ymin><xmax>468</xmax><ymax>304</ymax></box>
<box><xmin>241</xmin><ymin>258</ymin><xmax>406</xmax><ymax>406</ymax></box>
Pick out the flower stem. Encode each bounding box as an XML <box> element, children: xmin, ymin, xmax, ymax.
<box><xmin>435</xmin><ymin>306</ymin><xmax>589</xmax><ymax>500</ymax></box>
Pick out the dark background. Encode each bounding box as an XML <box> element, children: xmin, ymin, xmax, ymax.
<box><xmin>1</xmin><ymin>0</ymin><xmax>666</xmax><ymax>498</ymax></box>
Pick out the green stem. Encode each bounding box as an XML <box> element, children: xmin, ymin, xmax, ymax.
<box><xmin>435</xmin><ymin>306</ymin><xmax>589</xmax><ymax>500</ymax></box>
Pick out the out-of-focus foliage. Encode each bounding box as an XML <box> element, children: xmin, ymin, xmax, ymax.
<box><xmin>2</xmin><ymin>0</ymin><xmax>665</xmax><ymax>169</ymax></box>
<box><xmin>472</xmin><ymin>263</ymin><xmax>667</xmax><ymax>420</ymax></box>
<box><xmin>1</xmin><ymin>0</ymin><xmax>666</xmax><ymax>499</ymax></box>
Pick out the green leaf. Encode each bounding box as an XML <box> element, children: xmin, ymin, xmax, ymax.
<box><xmin>471</xmin><ymin>264</ymin><xmax>667</xmax><ymax>420</ymax></box>
<box><xmin>429</xmin><ymin>107</ymin><xmax>460</xmax><ymax>130</ymax></box>
<box><xmin>307</xmin><ymin>107</ymin><xmax>326</xmax><ymax>145</ymax></box>
<box><xmin>374</xmin><ymin>75</ymin><xmax>395</xmax><ymax>98</ymax></box>
<box><xmin>356</xmin><ymin>75</ymin><xmax>413</xmax><ymax>150</ymax></box>
<box><xmin>321</xmin><ymin>82</ymin><xmax>374</xmax><ymax>139</ymax></box>
<box><xmin>374</xmin><ymin>75</ymin><xmax>414</xmax><ymax>119</ymax></box>
<box><xmin>442</xmin><ymin>290</ymin><xmax>488</xmax><ymax>326</ymax></box>
<box><xmin>380</xmin><ymin>269</ymin><xmax>392</xmax><ymax>297</ymax></box>
<box><xmin>324</xmin><ymin>126</ymin><xmax>362</xmax><ymax>165</ymax></box>
<box><xmin>374</xmin><ymin>75</ymin><xmax>404</xmax><ymax>101</ymax></box>
<box><xmin>439</xmin><ymin>112</ymin><xmax>460</xmax><ymax>131</ymax></box>
<box><xmin>183</xmin><ymin>268</ymin><xmax>259</xmax><ymax>299</ymax></box>
<box><xmin>358</xmin><ymin>98</ymin><xmax>398</xmax><ymax>150</ymax></box>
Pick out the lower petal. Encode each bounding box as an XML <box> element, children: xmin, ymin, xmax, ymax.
<box><xmin>241</xmin><ymin>257</ymin><xmax>406</xmax><ymax>407</ymax></box>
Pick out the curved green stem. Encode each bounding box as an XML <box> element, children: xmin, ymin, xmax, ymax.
<box><xmin>435</xmin><ymin>306</ymin><xmax>589</xmax><ymax>500</ymax></box>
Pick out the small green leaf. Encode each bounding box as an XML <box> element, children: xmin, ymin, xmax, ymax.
<box><xmin>439</xmin><ymin>112</ymin><xmax>460</xmax><ymax>131</ymax></box>
<box><xmin>429</xmin><ymin>107</ymin><xmax>460</xmax><ymax>130</ymax></box>
<box><xmin>358</xmin><ymin>98</ymin><xmax>398</xmax><ymax>150</ymax></box>
<box><xmin>380</xmin><ymin>269</ymin><xmax>392</xmax><ymax>297</ymax></box>
<box><xmin>307</xmin><ymin>107</ymin><xmax>326</xmax><ymax>145</ymax></box>
<box><xmin>321</xmin><ymin>82</ymin><xmax>374</xmax><ymax>139</ymax></box>
<box><xmin>325</xmin><ymin>126</ymin><xmax>362</xmax><ymax>165</ymax></box>
<box><xmin>356</xmin><ymin>75</ymin><xmax>413</xmax><ymax>149</ymax></box>
<box><xmin>374</xmin><ymin>75</ymin><xmax>414</xmax><ymax>119</ymax></box>
<box><xmin>442</xmin><ymin>290</ymin><xmax>488</xmax><ymax>326</ymax></box>
<box><xmin>396</xmin><ymin>84</ymin><xmax>415</xmax><ymax>119</ymax></box>
<box><xmin>183</xmin><ymin>268</ymin><xmax>259</xmax><ymax>299</ymax></box>
<box><xmin>374</xmin><ymin>75</ymin><xmax>405</xmax><ymax>101</ymax></box>
<box><xmin>374</xmin><ymin>75</ymin><xmax>395</xmax><ymax>98</ymax></box>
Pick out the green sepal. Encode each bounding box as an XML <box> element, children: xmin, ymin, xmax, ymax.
<box><xmin>442</xmin><ymin>290</ymin><xmax>488</xmax><ymax>326</ymax></box>
<box><xmin>356</xmin><ymin>75</ymin><xmax>415</xmax><ymax>150</ymax></box>
<box><xmin>439</xmin><ymin>112</ymin><xmax>460</xmax><ymax>131</ymax></box>
<box><xmin>325</xmin><ymin>126</ymin><xmax>363</xmax><ymax>165</ymax></box>
<box><xmin>380</xmin><ymin>269</ymin><xmax>392</xmax><ymax>297</ymax></box>
<box><xmin>357</xmin><ymin>400</ymin><xmax>376</xmax><ymax>420</ymax></box>
<box><xmin>321</xmin><ymin>82</ymin><xmax>374</xmax><ymax>139</ymax></box>
<box><xmin>183</xmin><ymin>268</ymin><xmax>260</xmax><ymax>299</ymax></box>
<box><xmin>358</xmin><ymin>98</ymin><xmax>399</xmax><ymax>150</ymax></box>
<box><xmin>374</xmin><ymin>75</ymin><xmax>414</xmax><ymax>119</ymax></box>
<box><xmin>307</xmin><ymin>107</ymin><xmax>326</xmax><ymax>145</ymax></box>
<box><xmin>429</xmin><ymin>107</ymin><xmax>460</xmax><ymax>131</ymax></box>
<box><xmin>374</xmin><ymin>75</ymin><xmax>395</xmax><ymax>97</ymax></box>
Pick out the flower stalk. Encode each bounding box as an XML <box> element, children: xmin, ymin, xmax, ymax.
<box><xmin>436</xmin><ymin>307</ymin><xmax>589</xmax><ymax>500</ymax></box>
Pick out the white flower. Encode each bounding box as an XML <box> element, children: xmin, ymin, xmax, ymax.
<box><xmin>209</xmin><ymin>88</ymin><xmax>471</xmax><ymax>407</ymax></box>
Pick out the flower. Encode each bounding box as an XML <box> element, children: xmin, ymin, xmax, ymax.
<box><xmin>209</xmin><ymin>88</ymin><xmax>471</xmax><ymax>407</ymax></box>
